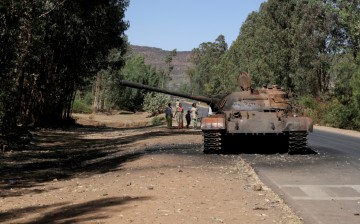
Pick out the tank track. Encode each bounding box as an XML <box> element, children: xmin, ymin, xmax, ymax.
<box><xmin>202</xmin><ymin>131</ymin><xmax>223</xmax><ymax>154</ymax></box>
<box><xmin>288</xmin><ymin>131</ymin><xmax>308</xmax><ymax>154</ymax></box>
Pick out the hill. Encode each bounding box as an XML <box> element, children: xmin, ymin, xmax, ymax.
<box><xmin>130</xmin><ymin>45</ymin><xmax>192</xmax><ymax>90</ymax></box>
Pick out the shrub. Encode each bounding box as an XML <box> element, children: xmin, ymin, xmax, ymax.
<box><xmin>72</xmin><ymin>99</ymin><xmax>92</xmax><ymax>113</ymax></box>
<box><xmin>322</xmin><ymin>99</ymin><xmax>359</xmax><ymax>130</ymax></box>
<box><xmin>143</xmin><ymin>93</ymin><xmax>170</xmax><ymax>116</ymax></box>
<box><xmin>151</xmin><ymin>116</ymin><xmax>162</xmax><ymax>126</ymax></box>
<box><xmin>296</xmin><ymin>96</ymin><xmax>330</xmax><ymax>125</ymax></box>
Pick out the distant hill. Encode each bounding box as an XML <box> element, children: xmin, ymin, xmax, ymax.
<box><xmin>129</xmin><ymin>45</ymin><xmax>192</xmax><ymax>90</ymax></box>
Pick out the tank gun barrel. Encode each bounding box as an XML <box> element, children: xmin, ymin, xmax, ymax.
<box><xmin>119</xmin><ymin>80</ymin><xmax>216</xmax><ymax>105</ymax></box>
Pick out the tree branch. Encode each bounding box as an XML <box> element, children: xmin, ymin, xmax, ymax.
<box><xmin>38</xmin><ymin>0</ymin><xmax>67</xmax><ymax>19</ymax></box>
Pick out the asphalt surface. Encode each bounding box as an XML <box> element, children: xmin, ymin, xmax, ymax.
<box><xmin>242</xmin><ymin>128</ymin><xmax>360</xmax><ymax>224</ymax></box>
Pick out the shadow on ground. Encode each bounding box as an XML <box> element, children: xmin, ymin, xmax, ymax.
<box><xmin>0</xmin><ymin>125</ymin><xmax>201</xmax><ymax>198</ymax></box>
<box><xmin>0</xmin><ymin>196</ymin><xmax>151</xmax><ymax>224</ymax></box>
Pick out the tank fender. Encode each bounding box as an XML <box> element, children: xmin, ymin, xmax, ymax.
<box><xmin>201</xmin><ymin>114</ymin><xmax>226</xmax><ymax>130</ymax></box>
<box><xmin>283</xmin><ymin>117</ymin><xmax>313</xmax><ymax>132</ymax></box>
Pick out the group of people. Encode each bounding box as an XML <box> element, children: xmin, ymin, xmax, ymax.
<box><xmin>164</xmin><ymin>100</ymin><xmax>199</xmax><ymax>129</ymax></box>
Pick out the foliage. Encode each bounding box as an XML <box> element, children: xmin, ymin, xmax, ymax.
<box><xmin>294</xmin><ymin>95</ymin><xmax>330</xmax><ymax>125</ymax></box>
<box><xmin>92</xmin><ymin>48</ymin><xmax>130</xmax><ymax>113</ymax></box>
<box><xmin>189</xmin><ymin>35</ymin><xmax>228</xmax><ymax>95</ymax></box>
<box><xmin>72</xmin><ymin>91</ymin><xmax>93</xmax><ymax>114</ymax></box>
<box><xmin>0</xmin><ymin>90</ymin><xmax>17</xmax><ymax>133</ymax></box>
<box><xmin>109</xmin><ymin>54</ymin><xmax>162</xmax><ymax>112</ymax></box>
<box><xmin>143</xmin><ymin>93</ymin><xmax>170</xmax><ymax>116</ymax></box>
<box><xmin>0</xmin><ymin>0</ymin><xmax>129</xmax><ymax>132</ymax></box>
<box><xmin>72</xmin><ymin>99</ymin><xmax>93</xmax><ymax>114</ymax></box>
<box><xmin>226</xmin><ymin>0</ymin><xmax>337</xmax><ymax>95</ymax></box>
<box><xmin>162</xmin><ymin>49</ymin><xmax>177</xmax><ymax>88</ymax></box>
<box><xmin>151</xmin><ymin>116</ymin><xmax>164</xmax><ymax>126</ymax></box>
<box><xmin>322</xmin><ymin>99</ymin><xmax>359</xmax><ymax>130</ymax></box>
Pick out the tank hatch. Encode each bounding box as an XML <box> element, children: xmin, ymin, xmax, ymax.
<box><xmin>237</xmin><ymin>72</ymin><xmax>251</xmax><ymax>91</ymax></box>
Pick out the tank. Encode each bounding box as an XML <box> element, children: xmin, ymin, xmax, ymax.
<box><xmin>119</xmin><ymin>72</ymin><xmax>313</xmax><ymax>154</ymax></box>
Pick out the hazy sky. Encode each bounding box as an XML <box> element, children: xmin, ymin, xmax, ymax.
<box><xmin>125</xmin><ymin>0</ymin><xmax>266</xmax><ymax>51</ymax></box>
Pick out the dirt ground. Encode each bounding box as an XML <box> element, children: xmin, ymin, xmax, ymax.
<box><xmin>0</xmin><ymin>112</ymin><xmax>304</xmax><ymax>224</ymax></box>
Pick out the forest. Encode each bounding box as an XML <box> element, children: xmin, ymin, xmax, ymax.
<box><xmin>0</xmin><ymin>0</ymin><xmax>359</xmax><ymax>145</ymax></box>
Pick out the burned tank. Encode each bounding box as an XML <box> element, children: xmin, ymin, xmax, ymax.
<box><xmin>119</xmin><ymin>72</ymin><xmax>313</xmax><ymax>154</ymax></box>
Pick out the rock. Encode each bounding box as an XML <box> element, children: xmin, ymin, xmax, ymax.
<box><xmin>253</xmin><ymin>184</ymin><xmax>262</xmax><ymax>191</ymax></box>
<box><xmin>253</xmin><ymin>206</ymin><xmax>268</xmax><ymax>210</ymax></box>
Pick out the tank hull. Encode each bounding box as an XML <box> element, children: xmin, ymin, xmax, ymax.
<box><xmin>201</xmin><ymin>113</ymin><xmax>313</xmax><ymax>154</ymax></box>
<box><xmin>225</xmin><ymin>113</ymin><xmax>313</xmax><ymax>134</ymax></box>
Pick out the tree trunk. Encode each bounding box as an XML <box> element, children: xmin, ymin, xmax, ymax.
<box><xmin>92</xmin><ymin>73</ymin><xmax>102</xmax><ymax>113</ymax></box>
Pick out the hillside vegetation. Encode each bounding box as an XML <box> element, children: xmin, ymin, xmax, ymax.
<box><xmin>130</xmin><ymin>46</ymin><xmax>192</xmax><ymax>91</ymax></box>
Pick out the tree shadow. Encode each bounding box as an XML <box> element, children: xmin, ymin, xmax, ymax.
<box><xmin>0</xmin><ymin>125</ymin><xmax>201</xmax><ymax>197</ymax></box>
<box><xmin>0</xmin><ymin>196</ymin><xmax>151</xmax><ymax>224</ymax></box>
<box><xmin>0</xmin><ymin>202</ymin><xmax>67</xmax><ymax>223</ymax></box>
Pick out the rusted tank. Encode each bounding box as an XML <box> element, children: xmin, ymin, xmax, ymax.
<box><xmin>119</xmin><ymin>72</ymin><xmax>313</xmax><ymax>154</ymax></box>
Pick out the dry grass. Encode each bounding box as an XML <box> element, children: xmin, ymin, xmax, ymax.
<box><xmin>72</xmin><ymin>112</ymin><xmax>154</xmax><ymax>128</ymax></box>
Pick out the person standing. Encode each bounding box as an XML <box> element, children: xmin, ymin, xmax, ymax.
<box><xmin>185</xmin><ymin>110</ymin><xmax>191</xmax><ymax>128</ymax></box>
<box><xmin>164</xmin><ymin>103</ymin><xmax>173</xmax><ymax>128</ymax></box>
<box><xmin>174</xmin><ymin>102</ymin><xmax>184</xmax><ymax>129</ymax></box>
<box><xmin>190</xmin><ymin>103</ymin><xmax>198</xmax><ymax>129</ymax></box>
<box><xmin>208</xmin><ymin>105</ymin><xmax>213</xmax><ymax>116</ymax></box>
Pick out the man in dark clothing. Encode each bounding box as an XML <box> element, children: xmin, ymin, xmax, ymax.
<box><xmin>185</xmin><ymin>110</ymin><xmax>191</xmax><ymax>128</ymax></box>
<box><xmin>164</xmin><ymin>103</ymin><xmax>173</xmax><ymax>128</ymax></box>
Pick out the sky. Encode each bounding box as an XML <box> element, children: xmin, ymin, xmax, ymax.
<box><xmin>125</xmin><ymin>0</ymin><xmax>267</xmax><ymax>51</ymax></box>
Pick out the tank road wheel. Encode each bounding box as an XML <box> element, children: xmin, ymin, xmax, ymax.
<box><xmin>202</xmin><ymin>131</ymin><xmax>223</xmax><ymax>154</ymax></box>
<box><xmin>288</xmin><ymin>131</ymin><xmax>308</xmax><ymax>154</ymax></box>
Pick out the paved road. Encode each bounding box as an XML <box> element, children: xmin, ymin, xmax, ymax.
<box><xmin>242</xmin><ymin>128</ymin><xmax>360</xmax><ymax>224</ymax></box>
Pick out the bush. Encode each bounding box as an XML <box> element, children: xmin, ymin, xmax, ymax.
<box><xmin>143</xmin><ymin>93</ymin><xmax>170</xmax><ymax>116</ymax></box>
<box><xmin>72</xmin><ymin>91</ymin><xmax>93</xmax><ymax>114</ymax></box>
<box><xmin>322</xmin><ymin>99</ymin><xmax>360</xmax><ymax>130</ymax></box>
<box><xmin>295</xmin><ymin>96</ymin><xmax>331</xmax><ymax>125</ymax></box>
<box><xmin>72</xmin><ymin>99</ymin><xmax>92</xmax><ymax>113</ymax></box>
<box><xmin>293</xmin><ymin>96</ymin><xmax>317</xmax><ymax>119</ymax></box>
<box><xmin>151</xmin><ymin>116</ymin><xmax>163</xmax><ymax>126</ymax></box>
<box><xmin>295</xmin><ymin>96</ymin><xmax>360</xmax><ymax>130</ymax></box>
<box><xmin>299</xmin><ymin>96</ymin><xmax>317</xmax><ymax>109</ymax></box>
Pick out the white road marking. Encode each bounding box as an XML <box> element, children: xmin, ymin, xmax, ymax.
<box><xmin>279</xmin><ymin>185</ymin><xmax>360</xmax><ymax>201</ymax></box>
<box><xmin>292</xmin><ymin>196</ymin><xmax>360</xmax><ymax>200</ymax></box>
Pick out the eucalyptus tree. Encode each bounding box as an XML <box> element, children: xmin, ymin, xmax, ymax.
<box><xmin>0</xmin><ymin>0</ymin><xmax>37</xmax><ymax>131</ymax></box>
<box><xmin>0</xmin><ymin>0</ymin><xmax>129</xmax><ymax>131</ymax></box>
<box><xmin>163</xmin><ymin>49</ymin><xmax>177</xmax><ymax>88</ymax></box>
<box><xmin>229</xmin><ymin>1</ymin><xmax>297</xmax><ymax>90</ymax></box>
<box><xmin>289</xmin><ymin>0</ymin><xmax>337</xmax><ymax>96</ymax></box>
<box><xmin>228</xmin><ymin>9</ymin><xmax>274</xmax><ymax>88</ymax></box>
<box><xmin>228</xmin><ymin>0</ymin><xmax>337</xmax><ymax>96</ymax></box>
<box><xmin>92</xmin><ymin>47</ymin><xmax>129</xmax><ymax>113</ymax></box>
<box><xmin>329</xmin><ymin>0</ymin><xmax>360</xmax><ymax>129</ymax></box>
<box><xmin>189</xmin><ymin>35</ymin><xmax>228</xmax><ymax>95</ymax></box>
<box><xmin>109</xmin><ymin>54</ymin><xmax>162</xmax><ymax>112</ymax></box>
